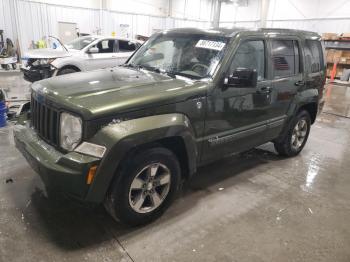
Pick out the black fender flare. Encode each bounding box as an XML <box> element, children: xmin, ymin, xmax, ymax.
<box><xmin>85</xmin><ymin>113</ymin><xmax>198</xmax><ymax>203</ymax></box>
<box><xmin>276</xmin><ymin>88</ymin><xmax>319</xmax><ymax>142</ymax></box>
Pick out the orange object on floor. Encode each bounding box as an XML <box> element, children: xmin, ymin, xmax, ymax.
<box><xmin>330</xmin><ymin>62</ymin><xmax>337</xmax><ymax>82</ymax></box>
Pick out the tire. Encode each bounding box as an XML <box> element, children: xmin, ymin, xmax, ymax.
<box><xmin>12</xmin><ymin>63</ymin><xmax>17</xmax><ymax>70</ymax></box>
<box><xmin>274</xmin><ymin>110</ymin><xmax>311</xmax><ymax>157</ymax></box>
<box><xmin>105</xmin><ymin>147</ymin><xmax>181</xmax><ymax>226</ymax></box>
<box><xmin>5</xmin><ymin>64</ymin><xmax>10</xmax><ymax>70</ymax></box>
<box><xmin>57</xmin><ymin>68</ymin><xmax>78</xmax><ymax>75</ymax></box>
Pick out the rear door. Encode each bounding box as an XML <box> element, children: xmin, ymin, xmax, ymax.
<box><xmin>115</xmin><ymin>40</ymin><xmax>137</xmax><ymax>64</ymax></box>
<box><xmin>267</xmin><ymin>38</ymin><xmax>304</xmax><ymax>140</ymax></box>
<box><xmin>303</xmin><ymin>39</ymin><xmax>326</xmax><ymax>104</ymax></box>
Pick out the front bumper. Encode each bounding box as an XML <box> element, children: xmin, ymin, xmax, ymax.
<box><xmin>14</xmin><ymin>125</ymin><xmax>100</xmax><ymax>200</ymax></box>
<box><xmin>21</xmin><ymin>65</ymin><xmax>55</xmax><ymax>82</ymax></box>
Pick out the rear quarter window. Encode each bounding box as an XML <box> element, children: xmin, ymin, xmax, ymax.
<box><xmin>304</xmin><ymin>40</ymin><xmax>324</xmax><ymax>73</ymax></box>
<box><xmin>118</xmin><ymin>40</ymin><xmax>136</xmax><ymax>52</ymax></box>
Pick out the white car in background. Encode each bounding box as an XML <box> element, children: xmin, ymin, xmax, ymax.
<box><xmin>21</xmin><ymin>36</ymin><xmax>141</xmax><ymax>82</ymax></box>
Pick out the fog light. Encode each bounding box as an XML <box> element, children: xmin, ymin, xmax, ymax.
<box><xmin>75</xmin><ymin>142</ymin><xmax>106</xmax><ymax>158</ymax></box>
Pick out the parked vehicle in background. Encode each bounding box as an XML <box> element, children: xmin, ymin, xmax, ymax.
<box><xmin>21</xmin><ymin>36</ymin><xmax>141</xmax><ymax>82</ymax></box>
<box><xmin>0</xmin><ymin>38</ymin><xmax>17</xmax><ymax>70</ymax></box>
<box><xmin>14</xmin><ymin>28</ymin><xmax>326</xmax><ymax>226</ymax></box>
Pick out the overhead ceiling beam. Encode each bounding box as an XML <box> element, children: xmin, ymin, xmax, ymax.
<box><xmin>260</xmin><ymin>0</ymin><xmax>270</xmax><ymax>27</ymax></box>
<box><xmin>212</xmin><ymin>0</ymin><xmax>222</xmax><ymax>28</ymax></box>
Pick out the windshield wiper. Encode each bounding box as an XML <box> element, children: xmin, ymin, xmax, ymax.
<box><xmin>166</xmin><ymin>71</ymin><xmax>201</xmax><ymax>80</ymax></box>
<box><xmin>124</xmin><ymin>64</ymin><xmax>197</xmax><ymax>80</ymax></box>
<box><xmin>123</xmin><ymin>63</ymin><xmax>157</xmax><ymax>72</ymax></box>
<box><xmin>123</xmin><ymin>63</ymin><xmax>139</xmax><ymax>69</ymax></box>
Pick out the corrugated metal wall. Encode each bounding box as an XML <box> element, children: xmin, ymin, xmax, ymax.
<box><xmin>0</xmin><ymin>0</ymin><xmax>18</xmax><ymax>42</ymax></box>
<box><xmin>0</xmin><ymin>0</ymin><xmax>213</xmax><ymax>56</ymax></box>
<box><xmin>14</xmin><ymin>1</ymin><xmax>101</xmax><ymax>53</ymax></box>
<box><xmin>220</xmin><ymin>0</ymin><xmax>350</xmax><ymax>34</ymax></box>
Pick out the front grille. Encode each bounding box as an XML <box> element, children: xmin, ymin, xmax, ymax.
<box><xmin>31</xmin><ymin>93</ymin><xmax>59</xmax><ymax>146</ymax></box>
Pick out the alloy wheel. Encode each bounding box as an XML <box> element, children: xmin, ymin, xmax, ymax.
<box><xmin>128</xmin><ymin>163</ymin><xmax>171</xmax><ymax>213</ymax></box>
<box><xmin>291</xmin><ymin>119</ymin><xmax>308</xmax><ymax>151</ymax></box>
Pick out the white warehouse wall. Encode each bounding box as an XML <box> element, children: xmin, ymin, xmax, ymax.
<box><xmin>106</xmin><ymin>0</ymin><xmax>169</xmax><ymax>16</ymax></box>
<box><xmin>0</xmin><ymin>0</ymin><xmax>214</xmax><ymax>56</ymax></box>
<box><xmin>220</xmin><ymin>0</ymin><xmax>350</xmax><ymax>34</ymax></box>
<box><xmin>171</xmin><ymin>0</ymin><xmax>214</xmax><ymax>21</ymax></box>
<box><xmin>220</xmin><ymin>0</ymin><xmax>260</xmax><ymax>28</ymax></box>
<box><xmin>267</xmin><ymin>0</ymin><xmax>350</xmax><ymax>33</ymax></box>
<box><xmin>0</xmin><ymin>0</ymin><xmax>18</xmax><ymax>45</ymax></box>
<box><xmin>24</xmin><ymin>0</ymin><xmax>100</xmax><ymax>9</ymax></box>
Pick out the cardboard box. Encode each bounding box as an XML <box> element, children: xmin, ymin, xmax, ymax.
<box><xmin>336</xmin><ymin>68</ymin><xmax>343</xmax><ymax>77</ymax></box>
<box><xmin>340</xmin><ymin>57</ymin><xmax>347</xmax><ymax>63</ymax></box>
<box><xmin>341</xmin><ymin>32</ymin><xmax>350</xmax><ymax>38</ymax></box>
<box><xmin>333</xmin><ymin>50</ymin><xmax>343</xmax><ymax>63</ymax></box>
<box><xmin>341</xmin><ymin>50</ymin><xmax>350</xmax><ymax>58</ymax></box>
<box><xmin>326</xmin><ymin>50</ymin><xmax>335</xmax><ymax>63</ymax></box>
<box><xmin>322</xmin><ymin>33</ymin><xmax>339</xmax><ymax>40</ymax></box>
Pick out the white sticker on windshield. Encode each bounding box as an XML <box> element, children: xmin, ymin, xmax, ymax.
<box><xmin>195</xmin><ymin>40</ymin><xmax>226</xmax><ymax>51</ymax></box>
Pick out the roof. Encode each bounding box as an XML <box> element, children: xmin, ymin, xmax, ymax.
<box><xmin>78</xmin><ymin>35</ymin><xmax>140</xmax><ymax>43</ymax></box>
<box><xmin>161</xmin><ymin>27</ymin><xmax>320</xmax><ymax>38</ymax></box>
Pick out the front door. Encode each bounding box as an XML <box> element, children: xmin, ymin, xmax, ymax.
<box><xmin>84</xmin><ymin>39</ymin><xmax>118</xmax><ymax>70</ymax></box>
<box><xmin>201</xmin><ymin>39</ymin><xmax>273</xmax><ymax>162</ymax></box>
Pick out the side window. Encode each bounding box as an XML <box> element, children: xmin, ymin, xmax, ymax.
<box><xmin>230</xmin><ymin>40</ymin><xmax>265</xmax><ymax>81</ymax></box>
<box><xmin>271</xmin><ymin>40</ymin><xmax>300</xmax><ymax>78</ymax></box>
<box><xmin>93</xmin><ymin>39</ymin><xmax>116</xmax><ymax>53</ymax></box>
<box><xmin>118</xmin><ymin>40</ymin><xmax>136</xmax><ymax>52</ymax></box>
<box><xmin>304</xmin><ymin>40</ymin><xmax>324</xmax><ymax>73</ymax></box>
<box><xmin>294</xmin><ymin>40</ymin><xmax>301</xmax><ymax>74</ymax></box>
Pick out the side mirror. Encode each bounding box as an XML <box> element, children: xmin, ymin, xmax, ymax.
<box><xmin>87</xmin><ymin>47</ymin><xmax>99</xmax><ymax>54</ymax></box>
<box><xmin>224</xmin><ymin>68</ymin><xmax>258</xmax><ymax>88</ymax></box>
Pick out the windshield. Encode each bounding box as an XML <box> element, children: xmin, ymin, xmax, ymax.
<box><xmin>65</xmin><ymin>36</ymin><xmax>97</xmax><ymax>50</ymax></box>
<box><xmin>127</xmin><ymin>33</ymin><xmax>229</xmax><ymax>79</ymax></box>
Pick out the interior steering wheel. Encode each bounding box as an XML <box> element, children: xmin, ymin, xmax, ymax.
<box><xmin>191</xmin><ymin>63</ymin><xmax>209</xmax><ymax>74</ymax></box>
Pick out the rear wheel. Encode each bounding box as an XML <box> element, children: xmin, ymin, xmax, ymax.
<box><xmin>57</xmin><ymin>68</ymin><xmax>78</xmax><ymax>75</ymax></box>
<box><xmin>274</xmin><ymin>110</ymin><xmax>311</xmax><ymax>157</ymax></box>
<box><xmin>105</xmin><ymin>147</ymin><xmax>181</xmax><ymax>226</ymax></box>
<box><xmin>12</xmin><ymin>63</ymin><xmax>17</xmax><ymax>70</ymax></box>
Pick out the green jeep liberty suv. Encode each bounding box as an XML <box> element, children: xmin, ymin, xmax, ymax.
<box><xmin>14</xmin><ymin>28</ymin><xmax>325</xmax><ymax>226</ymax></box>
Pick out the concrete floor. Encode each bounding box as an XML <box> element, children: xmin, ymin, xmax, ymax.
<box><xmin>1</xmin><ymin>72</ymin><xmax>350</xmax><ymax>262</ymax></box>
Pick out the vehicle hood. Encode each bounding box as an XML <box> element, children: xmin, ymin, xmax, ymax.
<box><xmin>32</xmin><ymin>67</ymin><xmax>209</xmax><ymax>120</ymax></box>
<box><xmin>24</xmin><ymin>48</ymin><xmax>74</xmax><ymax>59</ymax></box>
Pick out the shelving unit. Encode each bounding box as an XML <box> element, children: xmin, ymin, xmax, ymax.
<box><xmin>324</xmin><ymin>39</ymin><xmax>350</xmax><ymax>50</ymax></box>
<box><xmin>324</xmin><ymin>39</ymin><xmax>350</xmax><ymax>80</ymax></box>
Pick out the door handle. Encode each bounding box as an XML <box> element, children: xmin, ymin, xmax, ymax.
<box><xmin>257</xmin><ymin>86</ymin><xmax>272</xmax><ymax>94</ymax></box>
<box><xmin>295</xmin><ymin>81</ymin><xmax>305</xmax><ymax>86</ymax></box>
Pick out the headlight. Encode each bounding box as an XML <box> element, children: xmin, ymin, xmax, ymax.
<box><xmin>32</xmin><ymin>58</ymin><xmax>55</xmax><ymax>66</ymax></box>
<box><xmin>60</xmin><ymin>112</ymin><xmax>82</xmax><ymax>151</ymax></box>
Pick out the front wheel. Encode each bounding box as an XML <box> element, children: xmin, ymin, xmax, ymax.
<box><xmin>105</xmin><ymin>147</ymin><xmax>181</xmax><ymax>226</ymax></box>
<box><xmin>274</xmin><ymin>110</ymin><xmax>311</xmax><ymax>157</ymax></box>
